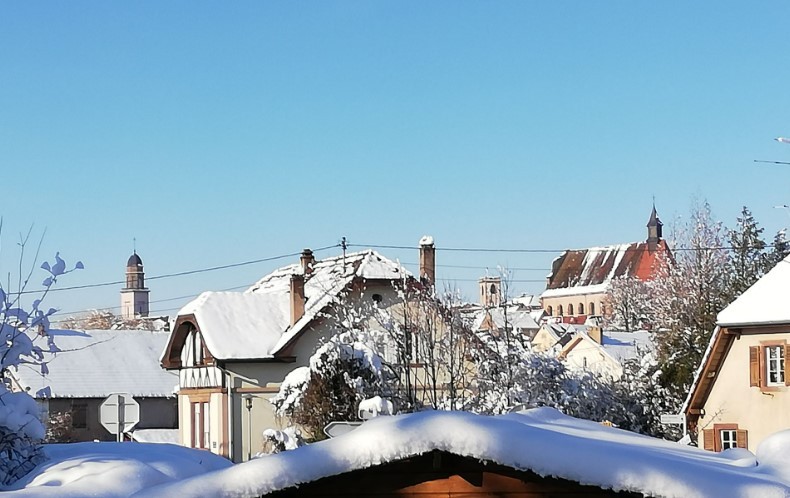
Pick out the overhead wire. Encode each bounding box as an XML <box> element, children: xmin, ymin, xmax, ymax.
<box><xmin>20</xmin><ymin>243</ymin><xmax>341</xmax><ymax>295</ymax></box>
<box><xmin>33</xmin><ymin>238</ymin><xmax>784</xmax><ymax>317</ymax></box>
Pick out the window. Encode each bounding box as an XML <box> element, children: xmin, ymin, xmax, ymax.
<box><xmin>578</xmin><ymin>303</ymin><xmax>584</xmax><ymax>315</ymax></box>
<box><xmin>558</xmin><ymin>305</ymin><xmax>563</xmax><ymax>316</ymax></box>
<box><xmin>546</xmin><ymin>306</ymin><xmax>553</xmax><ymax>316</ymax></box>
<box><xmin>767</xmin><ymin>345</ymin><xmax>785</xmax><ymax>385</ymax></box>
<box><xmin>589</xmin><ymin>303</ymin><xmax>595</xmax><ymax>315</ymax></box>
<box><xmin>191</xmin><ymin>401</ymin><xmax>209</xmax><ymax>449</ymax></box>
<box><xmin>750</xmin><ymin>341</ymin><xmax>789</xmax><ymax>390</ymax></box>
<box><xmin>71</xmin><ymin>401</ymin><xmax>87</xmax><ymax>429</ymax></box>
<box><xmin>720</xmin><ymin>430</ymin><xmax>737</xmax><ymax>450</ymax></box>
<box><xmin>703</xmin><ymin>424</ymin><xmax>747</xmax><ymax>452</ymax></box>
<box><xmin>568</xmin><ymin>304</ymin><xmax>574</xmax><ymax>315</ymax></box>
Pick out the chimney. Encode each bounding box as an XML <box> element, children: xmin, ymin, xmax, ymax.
<box><xmin>588</xmin><ymin>325</ymin><xmax>603</xmax><ymax>344</ymax></box>
<box><xmin>290</xmin><ymin>274</ymin><xmax>305</xmax><ymax>326</ymax></box>
<box><xmin>300</xmin><ymin>248</ymin><xmax>315</xmax><ymax>276</ymax></box>
<box><xmin>418</xmin><ymin>235</ymin><xmax>436</xmax><ymax>285</ymax></box>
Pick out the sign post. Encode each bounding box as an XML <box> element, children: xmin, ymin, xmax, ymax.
<box><xmin>659</xmin><ymin>413</ymin><xmax>687</xmax><ymax>438</ymax></box>
<box><xmin>100</xmin><ymin>393</ymin><xmax>140</xmax><ymax>442</ymax></box>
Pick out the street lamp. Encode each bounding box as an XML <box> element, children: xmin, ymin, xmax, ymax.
<box><xmin>242</xmin><ymin>394</ymin><xmax>253</xmax><ymax>461</ymax></box>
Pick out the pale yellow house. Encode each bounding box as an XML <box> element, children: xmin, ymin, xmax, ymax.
<box><xmin>684</xmin><ymin>255</ymin><xmax>790</xmax><ymax>453</ymax></box>
<box><xmin>531</xmin><ymin>322</ymin><xmax>577</xmax><ymax>353</ymax></box>
<box><xmin>559</xmin><ymin>328</ymin><xmax>652</xmax><ymax>380</ymax></box>
<box><xmin>160</xmin><ymin>243</ymin><xmax>435</xmax><ymax>462</ymax></box>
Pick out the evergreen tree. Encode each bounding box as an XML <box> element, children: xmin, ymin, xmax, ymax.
<box><xmin>765</xmin><ymin>229</ymin><xmax>790</xmax><ymax>271</ymax></box>
<box><xmin>723</xmin><ymin>206</ymin><xmax>766</xmax><ymax>304</ymax></box>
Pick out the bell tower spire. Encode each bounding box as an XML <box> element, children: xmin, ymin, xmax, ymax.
<box><xmin>120</xmin><ymin>249</ymin><xmax>150</xmax><ymax>319</ymax></box>
<box><xmin>646</xmin><ymin>200</ymin><xmax>663</xmax><ymax>252</ymax></box>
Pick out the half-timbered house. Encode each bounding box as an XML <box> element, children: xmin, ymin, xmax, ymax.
<box><xmin>161</xmin><ymin>240</ymin><xmax>436</xmax><ymax>462</ymax></box>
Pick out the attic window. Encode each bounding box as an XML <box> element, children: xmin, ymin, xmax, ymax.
<box><xmin>372</xmin><ymin>294</ymin><xmax>383</xmax><ymax>303</ymax></box>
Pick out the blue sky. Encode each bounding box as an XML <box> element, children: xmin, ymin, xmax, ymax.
<box><xmin>2</xmin><ymin>2</ymin><xmax>790</xmax><ymax>318</ymax></box>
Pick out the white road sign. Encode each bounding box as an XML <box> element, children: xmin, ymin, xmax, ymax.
<box><xmin>100</xmin><ymin>393</ymin><xmax>140</xmax><ymax>440</ymax></box>
<box><xmin>323</xmin><ymin>421</ymin><xmax>362</xmax><ymax>438</ymax></box>
<box><xmin>660</xmin><ymin>414</ymin><xmax>685</xmax><ymax>425</ymax></box>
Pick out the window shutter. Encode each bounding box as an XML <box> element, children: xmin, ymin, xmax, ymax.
<box><xmin>736</xmin><ymin>429</ymin><xmax>748</xmax><ymax>449</ymax></box>
<box><xmin>703</xmin><ymin>429</ymin><xmax>715</xmax><ymax>451</ymax></box>
<box><xmin>785</xmin><ymin>344</ymin><xmax>790</xmax><ymax>386</ymax></box>
<box><xmin>749</xmin><ymin>346</ymin><xmax>761</xmax><ymax>387</ymax></box>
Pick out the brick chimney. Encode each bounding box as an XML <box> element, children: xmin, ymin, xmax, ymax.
<box><xmin>290</xmin><ymin>274</ymin><xmax>305</xmax><ymax>326</ymax></box>
<box><xmin>418</xmin><ymin>235</ymin><xmax>435</xmax><ymax>285</ymax></box>
<box><xmin>300</xmin><ymin>248</ymin><xmax>315</xmax><ymax>276</ymax></box>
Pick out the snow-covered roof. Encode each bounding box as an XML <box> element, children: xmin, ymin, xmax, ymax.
<box><xmin>136</xmin><ymin>408</ymin><xmax>790</xmax><ymax>498</ymax></box>
<box><xmin>471</xmin><ymin>306</ymin><xmax>540</xmax><ymax>332</ymax></box>
<box><xmin>173</xmin><ymin>250</ymin><xmax>407</xmax><ymax>361</ymax></box>
<box><xmin>512</xmin><ymin>293</ymin><xmax>542</xmax><ymax>308</ymax></box>
<box><xmin>12</xmin><ymin>329</ymin><xmax>176</xmax><ymax>398</ymax></box>
<box><xmin>537</xmin><ymin>322</ymin><xmax>578</xmax><ymax>347</ymax></box>
<box><xmin>542</xmin><ymin>240</ymin><xmax>668</xmax><ymax>299</ymax></box>
<box><xmin>601</xmin><ymin>330</ymin><xmax>654</xmax><ymax>363</ymax></box>
<box><xmin>717</xmin><ymin>255</ymin><xmax>790</xmax><ymax>326</ymax></box>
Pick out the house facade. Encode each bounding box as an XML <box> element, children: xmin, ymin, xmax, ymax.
<box><xmin>540</xmin><ymin>205</ymin><xmax>669</xmax><ymax>322</ymax></box>
<box><xmin>559</xmin><ymin>328</ymin><xmax>652</xmax><ymax>380</ymax></box>
<box><xmin>161</xmin><ymin>241</ymin><xmax>437</xmax><ymax>462</ymax></box>
<box><xmin>684</xmin><ymin>255</ymin><xmax>790</xmax><ymax>453</ymax></box>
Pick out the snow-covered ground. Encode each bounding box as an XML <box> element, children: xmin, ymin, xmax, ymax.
<box><xmin>1</xmin><ymin>441</ymin><xmax>231</xmax><ymax>497</ymax></box>
<box><xmin>4</xmin><ymin>408</ymin><xmax>789</xmax><ymax>497</ymax></box>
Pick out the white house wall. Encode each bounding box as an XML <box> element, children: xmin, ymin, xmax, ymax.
<box><xmin>564</xmin><ymin>339</ymin><xmax>623</xmax><ymax>380</ymax></box>
<box><xmin>700</xmin><ymin>330</ymin><xmax>790</xmax><ymax>452</ymax></box>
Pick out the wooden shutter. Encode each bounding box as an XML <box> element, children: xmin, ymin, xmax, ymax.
<box><xmin>785</xmin><ymin>344</ymin><xmax>790</xmax><ymax>386</ymax></box>
<box><xmin>736</xmin><ymin>429</ymin><xmax>748</xmax><ymax>449</ymax></box>
<box><xmin>749</xmin><ymin>346</ymin><xmax>761</xmax><ymax>387</ymax></box>
<box><xmin>702</xmin><ymin>429</ymin><xmax>715</xmax><ymax>451</ymax></box>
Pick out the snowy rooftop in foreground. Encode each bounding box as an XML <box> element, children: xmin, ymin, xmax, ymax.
<box><xmin>717</xmin><ymin>254</ymin><xmax>790</xmax><ymax>326</ymax></box>
<box><xmin>135</xmin><ymin>408</ymin><xmax>790</xmax><ymax>498</ymax></box>
<box><xmin>11</xmin><ymin>329</ymin><xmax>176</xmax><ymax>398</ymax></box>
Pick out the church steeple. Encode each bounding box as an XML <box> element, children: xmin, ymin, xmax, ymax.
<box><xmin>647</xmin><ymin>202</ymin><xmax>663</xmax><ymax>252</ymax></box>
<box><xmin>121</xmin><ymin>250</ymin><xmax>150</xmax><ymax>318</ymax></box>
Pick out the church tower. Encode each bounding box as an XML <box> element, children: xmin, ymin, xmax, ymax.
<box><xmin>121</xmin><ymin>252</ymin><xmax>150</xmax><ymax>319</ymax></box>
<box><xmin>647</xmin><ymin>203</ymin><xmax>663</xmax><ymax>252</ymax></box>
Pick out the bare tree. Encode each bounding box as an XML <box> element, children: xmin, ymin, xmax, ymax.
<box><xmin>0</xmin><ymin>223</ymin><xmax>82</xmax><ymax>484</ymax></box>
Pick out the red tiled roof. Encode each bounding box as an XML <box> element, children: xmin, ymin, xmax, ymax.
<box><xmin>547</xmin><ymin>240</ymin><xmax>669</xmax><ymax>290</ymax></box>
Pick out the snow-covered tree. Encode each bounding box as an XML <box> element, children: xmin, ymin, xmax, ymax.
<box><xmin>0</xmin><ymin>226</ymin><xmax>82</xmax><ymax>484</ymax></box>
<box><xmin>723</xmin><ymin>206</ymin><xmax>767</xmax><ymax>304</ymax></box>
<box><xmin>613</xmin><ymin>353</ymin><xmax>682</xmax><ymax>439</ymax></box>
<box><xmin>270</xmin><ymin>331</ymin><xmax>390</xmax><ymax>440</ymax></box>
<box><xmin>388</xmin><ymin>283</ymin><xmax>477</xmax><ymax>411</ymax></box>
<box><xmin>648</xmin><ymin>199</ymin><xmax>728</xmax><ymax>394</ymax></box>
<box><xmin>605</xmin><ymin>275</ymin><xmax>651</xmax><ymax>332</ymax></box>
<box><xmin>59</xmin><ymin>309</ymin><xmax>164</xmax><ymax>331</ymax></box>
<box><xmin>765</xmin><ymin>228</ymin><xmax>790</xmax><ymax>271</ymax></box>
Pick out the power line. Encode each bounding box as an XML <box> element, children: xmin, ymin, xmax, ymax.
<box><xmin>350</xmin><ymin>242</ymin><xmax>779</xmax><ymax>253</ymax></box>
<box><xmin>52</xmin><ymin>283</ymin><xmax>253</xmax><ymax>318</ymax></box>
<box><xmin>21</xmin><ymin>244</ymin><xmax>340</xmax><ymax>295</ymax></box>
<box><xmin>399</xmin><ymin>262</ymin><xmax>549</xmax><ymax>271</ymax></box>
